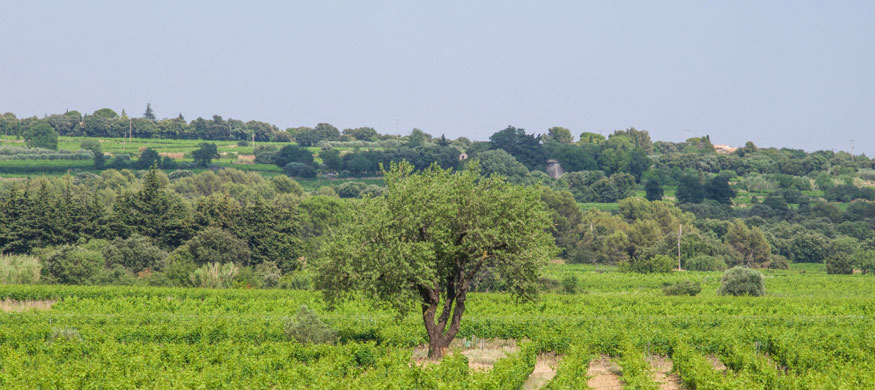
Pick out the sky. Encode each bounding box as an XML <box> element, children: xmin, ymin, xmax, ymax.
<box><xmin>1</xmin><ymin>1</ymin><xmax>873</xmax><ymax>154</ymax></box>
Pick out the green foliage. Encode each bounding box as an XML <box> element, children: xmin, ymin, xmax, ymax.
<box><xmin>80</xmin><ymin>139</ymin><xmax>105</xmax><ymax>168</ymax></box>
<box><xmin>284</xmin><ymin>305</ymin><xmax>337</xmax><ymax>345</ymax></box>
<box><xmin>718</xmin><ymin>266</ymin><xmax>765</xmax><ymax>296</ymax></box>
<box><xmin>725</xmin><ymin>220</ymin><xmax>770</xmax><ymax>267</ymax></box>
<box><xmin>475</xmin><ymin>149</ymin><xmax>530</xmax><ymax>184</ymax></box>
<box><xmin>561</xmin><ymin>274</ymin><xmax>579</xmax><ymax>294</ymax></box>
<box><xmin>617</xmin><ymin>341</ymin><xmax>659</xmax><ymax>390</ymax></box>
<box><xmin>23</xmin><ymin>122</ymin><xmax>59</xmax><ymax>150</ymax></box>
<box><xmin>255</xmin><ymin>261</ymin><xmax>282</xmax><ymax>288</ymax></box>
<box><xmin>43</xmin><ymin>245</ymin><xmax>103</xmax><ymax>284</ymax></box>
<box><xmin>274</xmin><ymin>145</ymin><xmax>314</xmax><ymax>168</ymax></box>
<box><xmin>335</xmin><ymin>181</ymin><xmax>368</xmax><ymax>198</ymax></box>
<box><xmin>189</xmin><ymin>262</ymin><xmax>239</xmax><ymax>288</ymax></box>
<box><xmin>662</xmin><ymin>280</ymin><xmax>702</xmax><ymax>296</ymax></box>
<box><xmin>676</xmin><ymin>172</ymin><xmax>705</xmax><ymax>203</ymax></box>
<box><xmin>826</xmin><ymin>236</ymin><xmax>858</xmax><ymax>275</ymax></box>
<box><xmin>137</xmin><ymin>148</ymin><xmax>161</xmax><ymax>169</ymax></box>
<box><xmin>0</xmin><ymin>255</ymin><xmax>42</xmax><ymax>284</ymax></box>
<box><xmin>852</xmin><ymin>249</ymin><xmax>875</xmax><ymax>274</ymax></box>
<box><xmin>621</xmin><ymin>254</ymin><xmax>675</xmax><ymax>274</ymax></box>
<box><xmin>684</xmin><ymin>255</ymin><xmax>727</xmax><ymax>272</ymax></box>
<box><xmin>102</xmin><ymin>234</ymin><xmax>168</xmax><ymax>273</ymax></box>
<box><xmin>186</xmin><ymin>227</ymin><xmax>252</xmax><ymax>266</ymax></box>
<box><xmin>644</xmin><ymin>179</ymin><xmax>663</xmax><ymax>201</ymax></box>
<box><xmin>316</xmin><ymin>161</ymin><xmax>556</xmax><ymax>357</ymax></box>
<box><xmin>284</xmin><ymin>162</ymin><xmax>317</xmax><ymax>178</ymax></box>
<box><xmin>191</xmin><ymin>142</ymin><xmax>219</xmax><ymax>167</ymax></box>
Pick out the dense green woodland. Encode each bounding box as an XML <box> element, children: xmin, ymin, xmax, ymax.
<box><xmin>2</xmin><ymin>107</ymin><xmax>875</xmax><ymax>286</ymax></box>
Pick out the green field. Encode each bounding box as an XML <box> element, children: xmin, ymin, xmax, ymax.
<box><xmin>1</xmin><ymin>264</ymin><xmax>873</xmax><ymax>389</ymax></box>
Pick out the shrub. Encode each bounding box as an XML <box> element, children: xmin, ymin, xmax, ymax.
<box><xmin>102</xmin><ymin>234</ymin><xmax>168</xmax><ymax>273</ymax></box>
<box><xmin>91</xmin><ymin>264</ymin><xmax>138</xmax><ymax>286</ymax></box>
<box><xmin>0</xmin><ymin>255</ymin><xmax>42</xmax><ymax>284</ymax></box>
<box><xmin>254</xmin><ymin>145</ymin><xmax>278</xmax><ymax>164</ymax></box>
<box><xmin>684</xmin><ymin>255</ymin><xmax>727</xmax><ymax>272</ymax></box>
<box><xmin>767</xmin><ymin>255</ymin><xmax>790</xmax><ymax>270</ymax></box>
<box><xmin>662</xmin><ymin>281</ymin><xmax>702</xmax><ymax>296</ymax></box>
<box><xmin>826</xmin><ymin>237</ymin><xmax>858</xmax><ymax>275</ymax></box>
<box><xmin>237</xmin><ymin>140</ymin><xmax>250</xmax><ymax>147</ymax></box>
<box><xmin>43</xmin><ymin>245</ymin><xmax>103</xmax><ymax>285</ymax></box>
<box><xmin>189</xmin><ymin>262</ymin><xmax>239</xmax><ymax>288</ymax></box>
<box><xmin>279</xmin><ymin>271</ymin><xmax>313</xmax><ymax>290</ymax></box>
<box><xmin>717</xmin><ymin>267</ymin><xmax>765</xmax><ymax>296</ymax></box>
<box><xmin>168</xmin><ymin>170</ymin><xmax>194</xmax><ymax>180</ymax></box>
<box><xmin>186</xmin><ymin>227</ymin><xmax>252</xmax><ymax>266</ymax></box>
<box><xmin>284</xmin><ymin>305</ymin><xmax>337</xmax><ymax>345</ymax></box>
<box><xmin>852</xmin><ymin>249</ymin><xmax>875</xmax><ymax>275</ymax></box>
<box><xmin>270</xmin><ymin>175</ymin><xmax>303</xmax><ymax>196</ymax></box>
<box><xmin>621</xmin><ymin>254</ymin><xmax>675</xmax><ymax>274</ymax></box>
<box><xmin>336</xmin><ymin>181</ymin><xmax>367</xmax><ymax>198</ymax></box>
<box><xmin>284</xmin><ymin>162</ymin><xmax>317</xmax><ymax>178</ymax></box>
<box><xmin>255</xmin><ymin>261</ymin><xmax>282</xmax><ymax>288</ymax></box>
<box><xmin>561</xmin><ymin>274</ymin><xmax>579</xmax><ymax>294</ymax></box>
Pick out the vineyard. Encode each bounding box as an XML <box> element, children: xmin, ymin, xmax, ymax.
<box><xmin>1</xmin><ymin>264</ymin><xmax>873</xmax><ymax>389</ymax></box>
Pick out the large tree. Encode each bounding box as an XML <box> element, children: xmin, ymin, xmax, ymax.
<box><xmin>23</xmin><ymin>122</ymin><xmax>59</xmax><ymax>150</ymax></box>
<box><xmin>315</xmin><ymin>162</ymin><xmax>556</xmax><ymax>359</ymax></box>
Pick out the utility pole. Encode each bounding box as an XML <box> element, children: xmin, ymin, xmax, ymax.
<box><xmin>677</xmin><ymin>224</ymin><xmax>683</xmax><ymax>271</ymax></box>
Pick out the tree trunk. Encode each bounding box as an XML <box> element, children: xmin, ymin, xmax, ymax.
<box><xmin>421</xmin><ymin>287</ymin><xmax>468</xmax><ymax>360</ymax></box>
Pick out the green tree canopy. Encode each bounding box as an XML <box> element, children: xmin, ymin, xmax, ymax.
<box><xmin>192</xmin><ymin>143</ymin><xmax>219</xmax><ymax>167</ymax></box>
<box><xmin>315</xmin><ymin>161</ymin><xmax>556</xmax><ymax>359</ymax></box>
<box><xmin>23</xmin><ymin>122</ymin><xmax>59</xmax><ymax>150</ymax></box>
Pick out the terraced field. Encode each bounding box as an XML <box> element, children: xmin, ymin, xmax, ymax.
<box><xmin>1</xmin><ymin>264</ymin><xmax>873</xmax><ymax>389</ymax></box>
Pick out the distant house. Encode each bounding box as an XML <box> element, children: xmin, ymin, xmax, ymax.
<box><xmin>458</xmin><ymin>153</ymin><xmax>468</xmax><ymax>161</ymax></box>
<box><xmin>714</xmin><ymin>144</ymin><xmax>738</xmax><ymax>154</ymax></box>
<box><xmin>546</xmin><ymin>159</ymin><xmax>564</xmax><ymax>179</ymax></box>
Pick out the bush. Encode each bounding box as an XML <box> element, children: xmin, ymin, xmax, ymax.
<box><xmin>102</xmin><ymin>234</ymin><xmax>168</xmax><ymax>273</ymax></box>
<box><xmin>189</xmin><ymin>262</ymin><xmax>239</xmax><ymax>288</ymax></box>
<box><xmin>186</xmin><ymin>227</ymin><xmax>252</xmax><ymax>266</ymax></box>
<box><xmin>254</xmin><ymin>145</ymin><xmax>278</xmax><ymax>164</ymax></box>
<box><xmin>284</xmin><ymin>305</ymin><xmax>337</xmax><ymax>345</ymax></box>
<box><xmin>767</xmin><ymin>255</ymin><xmax>790</xmax><ymax>270</ymax></box>
<box><xmin>91</xmin><ymin>264</ymin><xmax>138</xmax><ymax>286</ymax></box>
<box><xmin>826</xmin><ymin>236</ymin><xmax>858</xmax><ymax>275</ymax></box>
<box><xmin>237</xmin><ymin>140</ymin><xmax>250</xmax><ymax>147</ymax></box>
<box><xmin>168</xmin><ymin>170</ymin><xmax>194</xmax><ymax>180</ymax></box>
<box><xmin>561</xmin><ymin>274</ymin><xmax>579</xmax><ymax>294</ymax></box>
<box><xmin>336</xmin><ymin>181</ymin><xmax>367</xmax><ymax>198</ymax></box>
<box><xmin>255</xmin><ymin>261</ymin><xmax>282</xmax><ymax>288</ymax></box>
<box><xmin>279</xmin><ymin>271</ymin><xmax>313</xmax><ymax>290</ymax></box>
<box><xmin>851</xmin><ymin>249</ymin><xmax>875</xmax><ymax>275</ymax></box>
<box><xmin>662</xmin><ymin>281</ymin><xmax>702</xmax><ymax>296</ymax></box>
<box><xmin>684</xmin><ymin>255</ymin><xmax>727</xmax><ymax>272</ymax></box>
<box><xmin>621</xmin><ymin>254</ymin><xmax>675</xmax><ymax>274</ymax></box>
<box><xmin>717</xmin><ymin>267</ymin><xmax>765</xmax><ymax>296</ymax></box>
<box><xmin>43</xmin><ymin>245</ymin><xmax>103</xmax><ymax>285</ymax></box>
<box><xmin>0</xmin><ymin>255</ymin><xmax>42</xmax><ymax>284</ymax></box>
<box><xmin>270</xmin><ymin>175</ymin><xmax>303</xmax><ymax>196</ymax></box>
<box><xmin>284</xmin><ymin>162</ymin><xmax>317</xmax><ymax>178</ymax></box>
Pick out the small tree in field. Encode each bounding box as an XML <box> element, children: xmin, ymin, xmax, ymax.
<box><xmin>315</xmin><ymin>161</ymin><xmax>556</xmax><ymax>359</ymax></box>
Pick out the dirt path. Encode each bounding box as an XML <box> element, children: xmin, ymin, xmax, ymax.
<box><xmin>411</xmin><ymin>338</ymin><xmax>519</xmax><ymax>372</ymax></box>
<box><xmin>586</xmin><ymin>356</ymin><xmax>623</xmax><ymax>390</ymax></box>
<box><xmin>649</xmin><ymin>355</ymin><xmax>684</xmax><ymax>390</ymax></box>
<box><xmin>523</xmin><ymin>353</ymin><xmax>561</xmax><ymax>390</ymax></box>
<box><xmin>0</xmin><ymin>299</ymin><xmax>56</xmax><ymax>313</ymax></box>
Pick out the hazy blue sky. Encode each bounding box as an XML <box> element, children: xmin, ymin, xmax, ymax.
<box><xmin>1</xmin><ymin>1</ymin><xmax>873</xmax><ymax>153</ymax></box>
